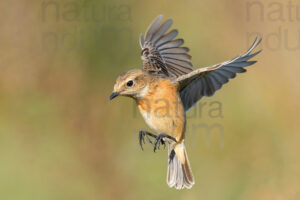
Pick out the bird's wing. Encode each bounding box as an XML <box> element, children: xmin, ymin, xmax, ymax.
<box><xmin>140</xmin><ymin>15</ymin><xmax>193</xmax><ymax>78</ymax></box>
<box><xmin>172</xmin><ymin>37</ymin><xmax>262</xmax><ymax>112</ymax></box>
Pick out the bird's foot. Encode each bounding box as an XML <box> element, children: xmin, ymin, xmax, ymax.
<box><xmin>138</xmin><ymin>130</ymin><xmax>157</xmax><ymax>151</ymax></box>
<box><xmin>153</xmin><ymin>133</ymin><xmax>177</xmax><ymax>152</ymax></box>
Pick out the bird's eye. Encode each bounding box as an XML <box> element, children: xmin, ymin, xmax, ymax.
<box><xmin>127</xmin><ymin>80</ymin><xmax>134</xmax><ymax>87</ymax></box>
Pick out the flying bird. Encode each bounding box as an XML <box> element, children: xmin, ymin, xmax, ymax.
<box><xmin>109</xmin><ymin>15</ymin><xmax>262</xmax><ymax>189</ymax></box>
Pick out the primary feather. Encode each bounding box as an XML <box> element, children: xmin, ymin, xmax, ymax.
<box><xmin>140</xmin><ymin>15</ymin><xmax>193</xmax><ymax>78</ymax></box>
<box><xmin>172</xmin><ymin>37</ymin><xmax>262</xmax><ymax>111</ymax></box>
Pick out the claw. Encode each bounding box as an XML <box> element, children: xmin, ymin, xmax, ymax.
<box><xmin>153</xmin><ymin>133</ymin><xmax>177</xmax><ymax>152</ymax></box>
<box><xmin>145</xmin><ymin>134</ymin><xmax>153</xmax><ymax>144</ymax></box>
<box><xmin>139</xmin><ymin>131</ymin><xmax>144</xmax><ymax>151</ymax></box>
<box><xmin>153</xmin><ymin>135</ymin><xmax>162</xmax><ymax>152</ymax></box>
<box><xmin>153</xmin><ymin>138</ymin><xmax>158</xmax><ymax>152</ymax></box>
<box><xmin>138</xmin><ymin>130</ymin><xmax>156</xmax><ymax>151</ymax></box>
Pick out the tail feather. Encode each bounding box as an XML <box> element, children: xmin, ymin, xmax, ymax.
<box><xmin>167</xmin><ymin>142</ymin><xmax>194</xmax><ymax>189</ymax></box>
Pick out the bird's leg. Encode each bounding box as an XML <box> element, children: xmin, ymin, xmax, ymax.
<box><xmin>153</xmin><ymin>133</ymin><xmax>177</xmax><ymax>152</ymax></box>
<box><xmin>139</xmin><ymin>130</ymin><xmax>157</xmax><ymax>151</ymax></box>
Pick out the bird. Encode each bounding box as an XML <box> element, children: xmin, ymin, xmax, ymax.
<box><xmin>109</xmin><ymin>15</ymin><xmax>262</xmax><ymax>190</ymax></box>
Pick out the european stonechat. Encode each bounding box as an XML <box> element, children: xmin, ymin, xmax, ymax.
<box><xmin>109</xmin><ymin>15</ymin><xmax>261</xmax><ymax>189</ymax></box>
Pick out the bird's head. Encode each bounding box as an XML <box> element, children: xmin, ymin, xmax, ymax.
<box><xmin>109</xmin><ymin>69</ymin><xmax>150</xmax><ymax>100</ymax></box>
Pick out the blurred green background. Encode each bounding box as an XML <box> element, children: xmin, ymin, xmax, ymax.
<box><xmin>0</xmin><ymin>0</ymin><xmax>299</xmax><ymax>199</ymax></box>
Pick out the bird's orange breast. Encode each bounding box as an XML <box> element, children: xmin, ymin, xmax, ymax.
<box><xmin>137</xmin><ymin>79</ymin><xmax>186</xmax><ymax>141</ymax></box>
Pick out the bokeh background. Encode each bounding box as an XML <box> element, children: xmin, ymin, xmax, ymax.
<box><xmin>1</xmin><ymin>0</ymin><xmax>300</xmax><ymax>199</ymax></box>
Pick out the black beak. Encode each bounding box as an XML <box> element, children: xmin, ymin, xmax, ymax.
<box><xmin>109</xmin><ymin>92</ymin><xmax>119</xmax><ymax>100</ymax></box>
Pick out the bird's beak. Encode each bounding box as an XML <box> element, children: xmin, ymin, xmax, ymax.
<box><xmin>109</xmin><ymin>92</ymin><xmax>119</xmax><ymax>100</ymax></box>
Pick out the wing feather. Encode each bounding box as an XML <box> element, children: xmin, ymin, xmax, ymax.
<box><xmin>145</xmin><ymin>15</ymin><xmax>163</xmax><ymax>41</ymax></box>
<box><xmin>158</xmin><ymin>39</ymin><xmax>184</xmax><ymax>50</ymax></box>
<box><xmin>164</xmin><ymin>58</ymin><xmax>193</xmax><ymax>69</ymax></box>
<box><xmin>173</xmin><ymin>37</ymin><xmax>262</xmax><ymax>111</ymax></box>
<box><xmin>156</xmin><ymin>30</ymin><xmax>178</xmax><ymax>46</ymax></box>
<box><xmin>160</xmin><ymin>47</ymin><xmax>189</xmax><ymax>54</ymax></box>
<box><xmin>140</xmin><ymin>15</ymin><xmax>193</xmax><ymax>78</ymax></box>
<box><xmin>162</xmin><ymin>54</ymin><xmax>192</xmax><ymax>62</ymax></box>
<box><xmin>151</xmin><ymin>19</ymin><xmax>173</xmax><ymax>43</ymax></box>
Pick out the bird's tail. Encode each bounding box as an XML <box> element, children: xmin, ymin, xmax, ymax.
<box><xmin>167</xmin><ymin>141</ymin><xmax>194</xmax><ymax>189</ymax></box>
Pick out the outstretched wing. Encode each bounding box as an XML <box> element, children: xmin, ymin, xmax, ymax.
<box><xmin>140</xmin><ymin>15</ymin><xmax>193</xmax><ymax>78</ymax></box>
<box><xmin>173</xmin><ymin>37</ymin><xmax>262</xmax><ymax>112</ymax></box>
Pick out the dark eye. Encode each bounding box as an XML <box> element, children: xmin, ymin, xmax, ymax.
<box><xmin>127</xmin><ymin>80</ymin><xmax>134</xmax><ymax>87</ymax></box>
